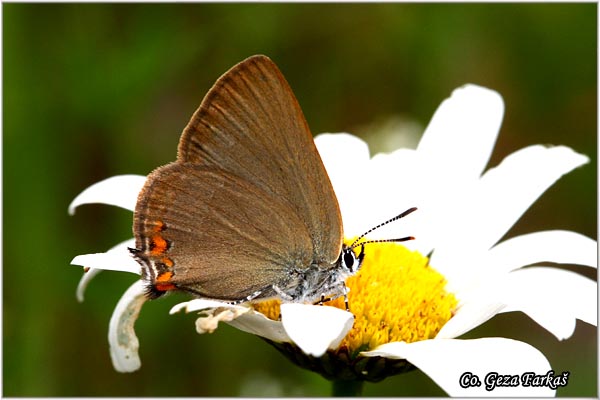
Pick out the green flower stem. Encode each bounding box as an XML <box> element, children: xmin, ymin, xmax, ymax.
<box><xmin>332</xmin><ymin>379</ymin><xmax>364</xmax><ymax>396</ymax></box>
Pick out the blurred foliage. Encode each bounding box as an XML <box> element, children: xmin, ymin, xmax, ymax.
<box><xmin>3</xmin><ymin>3</ymin><xmax>596</xmax><ymax>397</ymax></box>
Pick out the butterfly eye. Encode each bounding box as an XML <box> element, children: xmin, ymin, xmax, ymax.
<box><xmin>343</xmin><ymin>250</ymin><xmax>356</xmax><ymax>272</ymax></box>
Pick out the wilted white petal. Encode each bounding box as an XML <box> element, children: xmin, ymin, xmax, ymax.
<box><xmin>281</xmin><ymin>304</ymin><xmax>354</xmax><ymax>357</ymax></box>
<box><xmin>484</xmin><ymin>230</ymin><xmax>597</xmax><ymax>274</ymax></box>
<box><xmin>171</xmin><ymin>300</ymin><xmax>291</xmax><ymax>342</ymax></box>
<box><xmin>417</xmin><ymin>85</ymin><xmax>504</xmax><ymax>184</ymax></box>
<box><xmin>68</xmin><ymin>174</ymin><xmax>146</xmax><ymax>215</ymax></box>
<box><xmin>363</xmin><ymin>338</ymin><xmax>554</xmax><ymax>396</ymax></box>
<box><xmin>76</xmin><ymin>268</ymin><xmax>102</xmax><ymax>302</ymax></box>
<box><xmin>71</xmin><ymin>251</ymin><xmax>140</xmax><ymax>274</ymax></box>
<box><xmin>108</xmin><ymin>280</ymin><xmax>147</xmax><ymax>373</ymax></box>
<box><xmin>170</xmin><ymin>299</ymin><xmax>252</xmax><ymax>334</ymax></box>
<box><xmin>468</xmin><ymin>145</ymin><xmax>589</xmax><ymax>252</ymax></box>
<box><xmin>195</xmin><ymin>308</ymin><xmax>250</xmax><ymax>334</ymax></box>
<box><xmin>500</xmin><ymin>267</ymin><xmax>597</xmax><ymax>340</ymax></box>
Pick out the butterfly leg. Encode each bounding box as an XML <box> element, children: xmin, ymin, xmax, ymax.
<box><xmin>272</xmin><ymin>284</ymin><xmax>294</xmax><ymax>302</ymax></box>
<box><xmin>311</xmin><ymin>288</ymin><xmax>349</xmax><ymax>311</ymax></box>
<box><xmin>342</xmin><ymin>284</ymin><xmax>349</xmax><ymax>311</ymax></box>
<box><xmin>226</xmin><ymin>289</ymin><xmax>265</xmax><ymax>305</ymax></box>
<box><xmin>314</xmin><ymin>294</ymin><xmax>333</xmax><ymax>305</ymax></box>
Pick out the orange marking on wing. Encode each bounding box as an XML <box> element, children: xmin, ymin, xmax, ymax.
<box><xmin>154</xmin><ymin>282</ymin><xmax>176</xmax><ymax>292</ymax></box>
<box><xmin>150</xmin><ymin>235</ymin><xmax>168</xmax><ymax>255</ymax></box>
<box><xmin>162</xmin><ymin>257</ymin><xmax>174</xmax><ymax>268</ymax></box>
<box><xmin>152</xmin><ymin>220</ymin><xmax>166</xmax><ymax>232</ymax></box>
<box><xmin>154</xmin><ymin>272</ymin><xmax>176</xmax><ymax>292</ymax></box>
<box><xmin>156</xmin><ymin>271</ymin><xmax>173</xmax><ymax>282</ymax></box>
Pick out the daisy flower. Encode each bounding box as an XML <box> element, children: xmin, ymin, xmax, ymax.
<box><xmin>70</xmin><ymin>84</ymin><xmax>596</xmax><ymax>396</ymax></box>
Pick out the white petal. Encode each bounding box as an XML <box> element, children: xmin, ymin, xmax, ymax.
<box><xmin>484</xmin><ymin>230</ymin><xmax>597</xmax><ymax>274</ymax></box>
<box><xmin>363</xmin><ymin>338</ymin><xmax>554</xmax><ymax>396</ymax></box>
<box><xmin>314</xmin><ymin>133</ymin><xmax>370</xmax><ymax>204</ymax></box>
<box><xmin>314</xmin><ymin>133</ymin><xmax>423</xmax><ymax>247</ymax></box>
<box><xmin>436</xmin><ymin>296</ymin><xmax>506</xmax><ymax>339</ymax></box>
<box><xmin>417</xmin><ymin>85</ymin><xmax>504</xmax><ymax>184</ymax></box>
<box><xmin>170</xmin><ymin>299</ymin><xmax>247</xmax><ymax>314</ymax></box>
<box><xmin>430</xmin><ymin>145</ymin><xmax>589</xmax><ymax>280</ymax></box>
<box><xmin>315</xmin><ymin>133</ymin><xmax>374</xmax><ymax>236</ymax></box>
<box><xmin>409</xmin><ymin>86</ymin><xmax>504</xmax><ymax>271</ymax></box>
<box><xmin>500</xmin><ymin>267</ymin><xmax>597</xmax><ymax>340</ymax></box>
<box><xmin>227</xmin><ymin>310</ymin><xmax>292</xmax><ymax>343</ymax></box>
<box><xmin>315</xmin><ymin>133</ymin><xmax>371</xmax><ymax>171</ymax></box>
<box><xmin>68</xmin><ymin>174</ymin><xmax>146</xmax><ymax>215</ymax></box>
<box><xmin>75</xmin><ymin>239</ymin><xmax>137</xmax><ymax>302</ymax></box>
<box><xmin>468</xmin><ymin>145</ymin><xmax>589</xmax><ymax>252</ymax></box>
<box><xmin>281</xmin><ymin>304</ymin><xmax>354</xmax><ymax>357</ymax></box>
<box><xmin>109</xmin><ymin>238</ymin><xmax>136</xmax><ymax>252</ymax></box>
<box><xmin>508</xmin><ymin>302</ymin><xmax>576</xmax><ymax>343</ymax></box>
<box><xmin>357</xmin><ymin>148</ymin><xmax>424</xmax><ymax>245</ymax></box>
<box><xmin>108</xmin><ymin>280</ymin><xmax>147</xmax><ymax>373</ymax></box>
<box><xmin>71</xmin><ymin>250</ymin><xmax>140</xmax><ymax>275</ymax></box>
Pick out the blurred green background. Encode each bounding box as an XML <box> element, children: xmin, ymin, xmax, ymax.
<box><xmin>3</xmin><ymin>3</ymin><xmax>596</xmax><ymax>397</ymax></box>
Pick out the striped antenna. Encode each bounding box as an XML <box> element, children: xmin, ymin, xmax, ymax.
<box><xmin>350</xmin><ymin>206</ymin><xmax>418</xmax><ymax>249</ymax></box>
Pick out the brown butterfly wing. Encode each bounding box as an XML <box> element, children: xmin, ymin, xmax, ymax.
<box><xmin>133</xmin><ymin>55</ymin><xmax>342</xmax><ymax>300</ymax></box>
<box><xmin>177</xmin><ymin>55</ymin><xmax>342</xmax><ymax>264</ymax></box>
<box><xmin>134</xmin><ymin>163</ymin><xmax>313</xmax><ymax>300</ymax></box>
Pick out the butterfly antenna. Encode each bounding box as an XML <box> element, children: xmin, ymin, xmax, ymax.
<box><xmin>350</xmin><ymin>206</ymin><xmax>418</xmax><ymax>249</ymax></box>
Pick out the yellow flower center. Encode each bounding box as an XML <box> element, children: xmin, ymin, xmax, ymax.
<box><xmin>254</xmin><ymin>240</ymin><xmax>458</xmax><ymax>357</ymax></box>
